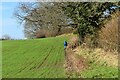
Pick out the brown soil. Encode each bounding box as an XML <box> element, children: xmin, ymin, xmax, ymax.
<box><xmin>64</xmin><ymin>48</ymin><xmax>87</xmax><ymax>78</ymax></box>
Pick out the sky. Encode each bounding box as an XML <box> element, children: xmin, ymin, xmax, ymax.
<box><xmin>0</xmin><ymin>1</ymin><xmax>119</xmax><ymax>39</ymax></box>
<box><xmin>1</xmin><ymin>2</ymin><xmax>24</xmax><ymax>39</ymax></box>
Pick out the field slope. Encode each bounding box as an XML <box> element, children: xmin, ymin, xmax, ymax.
<box><xmin>2</xmin><ymin>35</ymin><xmax>118</xmax><ymax>78</ymax></box>
<box><xmin>2</xmin><ymin>36</ymin><xmax>69</xmax><ymax>78</ymax></box>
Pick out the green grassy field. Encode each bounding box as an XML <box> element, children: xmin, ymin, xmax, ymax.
<box><xmin>2</xmin><ymin>36</ymin><xmax>118</xmax><ymax>78</ymax></box>
<box><xmin>2</xmin><ymin>36</ymin><xmax>69</xmax><ymax>78</ymax></box>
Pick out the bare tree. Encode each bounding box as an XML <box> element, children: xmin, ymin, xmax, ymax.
<box><xmin>14</xmin><ymin>2</ymin><xmax>68</xmax><ymax>39</ymax></box>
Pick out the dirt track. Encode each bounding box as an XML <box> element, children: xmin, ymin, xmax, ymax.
<box><xmin>64</xmin><ymin>48</ymin><xmax>87</xmax><ymax>78</ymax></box>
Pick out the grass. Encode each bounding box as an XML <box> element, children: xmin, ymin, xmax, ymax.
<box><xmin>2</xmin><ymin>36</ymin><xmax>69</xmax><ymax>78</ymax></box>
<box><xmin>0</xmin><ymin>41</ymin><xmax>2</xmax><ymax>79</ymax></box>
<box><xmin>2</xmin><ymin>35</ymin><xmax>118</xmax><ymax>78</ymax></box>
<box><xmin>80</xmin><ymin>62</ymin><xmax>118</xmax><ymax>78</ymax></box>
<box><xmin>77</xmin><ymin>47</ymin><xmax>118</xmax><ymax>78</ymax></box>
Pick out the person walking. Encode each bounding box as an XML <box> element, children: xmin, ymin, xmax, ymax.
<box><xmin>64</xmin><ymin>40</ymin><xmax>68</xmax><ymax>57</ymax></box>
<box><xmin>64</xmin><ymin>40</ymin><xmax>67</xmax><ymax>50</ymax></box>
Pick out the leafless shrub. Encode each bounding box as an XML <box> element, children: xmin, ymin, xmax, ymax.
<box><xmin>59</xmin><ymin>27</ymin><xmax>73</xmax><ymax>35</ymax></box>
<box><xmin>35</xmin><ymin>29</ymin><xmax>46</xmax><ymax>38</ymax></box>
<box><xmin>98</xmin><ymin>11</ymin><xmax>119</xmax><ymax>52</ymax></box>
<box><xmin>35</xmin><ymin>27</ymin><xmax>73</xmax><ymax>38</ymax></box>
<box><xmin>67</xmin><ymin>36</ymin><xmax>79</xmax><ymax>49</ymax></box>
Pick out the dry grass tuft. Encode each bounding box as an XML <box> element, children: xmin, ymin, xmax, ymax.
<box><xmin>98</xmin><ymin>11</ymin><xmax>119</xmax><ymax>52</ymax></box>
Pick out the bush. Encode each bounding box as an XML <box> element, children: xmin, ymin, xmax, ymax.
<box><xmin>82</xmin><ymin>11</ymin><xmax>119</xmax><ymax>51</ymax></box>
<box><xmin>35</xmin><ymin>29</ymin><xmax>58</xmax><ymax>38</ymax></box>
<box><xmin>67</xmin><ymin>36</ymin><xmax>79</xmax><ymax>49</ymax></box>
<box><xmin>35</xmin><ymin>27</ymin><xmax>73</xmax><ymax>38</ymax></box>
<box><xmin>35</xmin><ymin>29</ymin><xmax>46</xmax><ymax>38</ymax></box>
<box><xmin>98</xmin><ymin>12</ymin><xmax>119</xmax><ymax>51</ymax></box>
<box><xmin>59</xmin><ymin>27</ymin><xmax>73</xmax><ymax>35</ymax></box>
<box><xmin>73</xmin><ymin>30</ymin><xmax>78</xmax><ymax>34</ymax></box>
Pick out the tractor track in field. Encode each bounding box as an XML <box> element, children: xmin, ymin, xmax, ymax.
<box><xmin>64</xmin><ymin>48</ymin><xmax>87</xmax><ymax>78</ymax></box>
<box><xmin>29</xmin><ymin>47</ymin><xmax>53</xmax><ymax>71</ymax></box>
<box><xmin>36</xmin><ymin>46</ymin><xmax>53</xmax><ymax>69</ymax></box>
<box><xmin>17</xmin><ymin>47</ymin><xmax>53</xmax><ymax>74</ymax></box>
<box><xmin>16</xmin><ymin>61</ymin><xmax>35</xmax><ymax>76</ymax></box>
